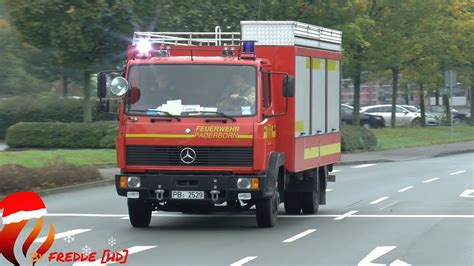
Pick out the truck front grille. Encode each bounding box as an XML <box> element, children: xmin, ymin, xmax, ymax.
<box><xmin>126</xmin><ymin>146</ymin><xmax>253</xmax><ymax>167</ymax></box>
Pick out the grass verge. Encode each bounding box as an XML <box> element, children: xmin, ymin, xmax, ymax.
<box><xmin>0</xmin><ymin>149</ymin><xmax>116</xmax><ymax>168</ymax></box>
<box><xmin>372</xmin><ymin>124</ymin><xmax>474</xmax><ymax>150</ymax></box>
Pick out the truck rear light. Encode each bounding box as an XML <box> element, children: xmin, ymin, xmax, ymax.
<box><xmin>236</xmin><ymin>178</ymin><xmax>251</xmax><ymax>189</ymax></box>
<box><xmin>120</xmin><ymin>176</ymin><xmax>127</xmax><ymax>188</ymax></box>
<box><xmin>127</xmin><ymin>176</ymin><xmax>141</xmax><ymax>188</ymax></box>
<box><xmin>251</xmin><ymin>178</ymin><xmax>259</xmax><ymax>190</ymax></box>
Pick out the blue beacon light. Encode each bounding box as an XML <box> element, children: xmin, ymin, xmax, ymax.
<box><xmin>242</xmin><ymin>41</ymin><xmax>256</xmax><ymax>54</ymax></box>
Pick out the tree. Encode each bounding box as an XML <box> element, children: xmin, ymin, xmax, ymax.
<box><xmin>0</xmin><ymin>20</ymin><xmax>51</xmax><ymax>96</ymax></box>
<box><xmin>5</xmin><ymin>0</ymin><xmax>142</xmax><ymax>122</ymax></box>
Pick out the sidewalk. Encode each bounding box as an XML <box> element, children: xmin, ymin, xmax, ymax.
<box><xmin>98</xmin><ymin>141</ymin><xmax>474</xmax><ymax>178</ymax></box>
<box><xmin>340</xmin><ymin>140</ymin><xmax>474</xmax><ymax>165</ymax></box>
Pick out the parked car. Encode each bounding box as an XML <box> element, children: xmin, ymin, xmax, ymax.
<box><xmin>341</xmin><ymin>104</ymin><xmax>385</xmax><ymax>128</ymax></box>
<box><xmin>401</xmin><ymin>105</ymin><xmax>440</xmax><ymax>125</ymax></box>
<box><xmin>425</xmin><ymin>105</ymin><xmax>469</xmax><ymax>124</ymax></box>
<box><xmin>360</xmin><ymin>104</ymin><xmax>436</xmax><ymax>126</ymax></box>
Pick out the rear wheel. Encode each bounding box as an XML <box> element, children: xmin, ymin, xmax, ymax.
<box><xmin>128</xmin><ymin>199</ymin><xmax>152</xmax><ymax>228</ymax></box>
<box><xmin>284</xmin><ymin>192</ymin><xmax>301</xmax><ymax>214</ymax></box>
<box><xmin>299</xmin><ymin>191</ymin><xmax>319</xmax><ymax>214</ymax></box>
<box><xmin>361</xmin><ymin>121</ymin><xmax>371</xmax><ymax>128</ymax></box>
<box><xmin>256</xmin><ymin>193</ymin><xmax>278</xmax><ymax>228</ymax></box>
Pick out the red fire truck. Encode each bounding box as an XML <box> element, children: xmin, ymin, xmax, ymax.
<box><xmin>97</xmin><ymin>21</ymin><xmax>342</xmax><ymax>228</ymax></box>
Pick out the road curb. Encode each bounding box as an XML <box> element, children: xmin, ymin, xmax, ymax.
<box><xmin>339</xmin><ymin>148</ymin><xmax>474</xmax><ymax>166</ymax></box>
<box><xmin>36</xmin><ymin>179</ymin><xmax>115</xmax><ymax>197</ymax></box>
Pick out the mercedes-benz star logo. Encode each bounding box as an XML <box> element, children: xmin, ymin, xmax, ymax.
<box><xmin>180</xmin><ymin>147</ymin><xmax>196</xmax><ymax>164</ymax></box>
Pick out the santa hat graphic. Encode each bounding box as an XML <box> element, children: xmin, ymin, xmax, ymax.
<box><xmin>0</xmin><ymin>192</ymin><xmax>47</xmax><ymax>225</ymax></box>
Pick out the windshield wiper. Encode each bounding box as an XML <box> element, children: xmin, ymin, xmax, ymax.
<box><xmin>185</xmin><ymin>111</ymin><xmax>236</xmax><ymax>122</ymax></box>
<box><xmin>129</xmin><ymin>109</ymin><xmax>181</xmax><ymax>121</ymax></box>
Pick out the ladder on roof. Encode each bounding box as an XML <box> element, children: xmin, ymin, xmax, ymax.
<box><xmin>133</xmin><ymin>26</ymin><xmax>241</xmax><ymax>46</ymax></box>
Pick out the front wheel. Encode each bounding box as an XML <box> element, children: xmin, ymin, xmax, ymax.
<box><xmin>128</xmin><ymin>199</ymin><xmax>152</xmax><ymax>228</ymax></box>
<box><xmin>256</xmin><ymin>193</ymin><xmax>278</xmax><ymax>228</ymax></box>
<box><xmin>412</xmin><ymin>118</ymin><xmax>422</xmax><ymax>126</ymax></box>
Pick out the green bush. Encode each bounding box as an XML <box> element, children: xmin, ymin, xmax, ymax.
<box><xmin>0</xmin><ymin>96</ymin><xmax>116</xmax><ymax>139</ymax></box>
<box><xmin>341</xmin><ymin>126</ymin><xmax>377</xmax><ymax>152</ymax></box>
<box><xmin>5</xmin><ymin>122</ymin><xmax>118</xmax><ymax>148</ymax></box>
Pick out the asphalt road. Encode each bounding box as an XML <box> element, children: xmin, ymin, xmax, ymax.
<box><xmin>1</xmin><ymin>153</ymin><xmax>473</xmax><ymax>266</ymax></box>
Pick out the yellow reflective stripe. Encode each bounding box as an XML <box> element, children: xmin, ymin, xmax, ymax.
<box><xmin>126</xmin><ymin>134</ymin><xmax>195</xmax><ymax>138</ymax></box>
<box><xmin>126</xmin><ymin>133</ymin><xmax>253</xmax><ymax>139</ymax></box>
<box><xmin>304</xmin><ymin>147</ymin><xmax>320</xmax><ymax>160</ymax></box>
<box><xmin>303</xmin><ymin>143</ymin><xmax>341</xmax><ymax>160</ymax></box>
<box><xmin>320</xmin><ymin>143</ymin><xmax>341</xmax><ymax>156</ymax></box>
<box><xmin>295</xmin><ymin>120</ymin><xmax>305</xmax><ymax>132</ymax></box>
<box><xmin>237</xmin><ymin>135</ymin><xmax>254</xmax><ymax>139</ymax></box>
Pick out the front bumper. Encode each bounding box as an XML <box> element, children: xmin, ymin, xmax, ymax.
<box><xmin>115</xmin><ymin>173</ymin><xmax>267</xmax><ymax>203</ymax></box>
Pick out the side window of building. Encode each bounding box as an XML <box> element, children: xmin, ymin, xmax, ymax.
<box><xmin>262</xmin><ymin>72</ymin><xmax>272</xmax><ymax>108</ymax></box>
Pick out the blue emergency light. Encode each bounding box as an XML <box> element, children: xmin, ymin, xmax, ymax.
<box><xmin>242</xmin><ymin>41</ymin><xmax>256</xmax><ymax>54</ymax></box>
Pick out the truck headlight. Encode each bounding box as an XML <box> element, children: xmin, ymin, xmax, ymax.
<box><xmin>236</xmin><ymin>178</ymin><xmax>251</xmax><ymax>189</ymax></box>
<box><xmin>127</xmin><ymin>176</ymin><xmax>141</xmax><ymax>188</ymax></box>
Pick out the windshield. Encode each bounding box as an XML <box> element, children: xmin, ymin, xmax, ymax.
<box><xmin>126</xmin><ymin>64</ymin><xmax>256</xmax><ymax>117</ymax></box>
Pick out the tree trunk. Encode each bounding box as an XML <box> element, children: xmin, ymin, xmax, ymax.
<box><xmin>419</xmin><ymin>83</ymin><xmax>426</xmax><ymax>127</ymax></box>
<box><xmin>435</xmin><ymin>89</ymin><xmax>440</xmax><ymax>105</ymax></box>
<box><xmin>470</xmin><ymin>85</ymin><xmax>474</xmax><ymax>126</ymax></box>
<box><xmin>83</xmin><ymin>71</ymin><xmax>92</xmax><ymax>123</ymax></box>
<box><xmin>442</xmin><ymin>94</ymin><xmax>451</xmax><ymax>125</ymax></box>
<box><xmin>390</xmin><ymin>67</ymin><xmax>399</xmax><ymax>128</ymax></box>
<box><xmin>404</xmin><ymin>83</ymin><xmax>409</xmax><ymax>105</ymax></box>
<box><xmin>353</xmin><ymin>66</ymin><xmax>361</xmax><ymax>127</ymax></box>
<box><xmin>62</xmin><ymin>75</ymin><xmax>68</xmax><ymax>97</ymax></box>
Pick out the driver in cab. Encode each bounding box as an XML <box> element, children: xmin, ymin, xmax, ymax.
<box><xmin>221</xmin><ymin>73</ymin><xmax>255</xmax><ymax>106</ymax></box>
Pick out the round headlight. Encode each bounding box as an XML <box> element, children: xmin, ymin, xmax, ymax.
<box><xmin>127</xmin><ymin>176</ymin><xmax>141</xmax><ymax>188</ymax></box>
<box><xmin>110</xmin><ymin>77</ymin><xmax>130</xmax><ymax>96</ymax></box>
<box><xmin>236</xmin><ymin>178</ymin><xmax>251</xmax><ymax>189</ymax></box>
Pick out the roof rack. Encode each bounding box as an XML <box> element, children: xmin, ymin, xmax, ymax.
<box><xmin>241</xmin><ymin>21</ymin><xmax>342</xmax><ymax>51</ymax></box>
<box><xmin>134</xmin><ymin>26</ymin><xmax>240</xmax><ymax>46</ymax></box>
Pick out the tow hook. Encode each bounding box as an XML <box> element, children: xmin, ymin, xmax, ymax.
<box><xmin>155</xmin><ymin>189</ymin><xmax>165</xmax><ymax>200</ymax></box>
<box><xmin>210</xmin><ymin>190</ymin><xmax>220</xmax><ymax>201</ymax></box>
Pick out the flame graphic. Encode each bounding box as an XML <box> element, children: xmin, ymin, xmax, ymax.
<box><xmin>0</xmin><ymin>218</ymin><xmax>55</xmax><ymax>265</ymax></box>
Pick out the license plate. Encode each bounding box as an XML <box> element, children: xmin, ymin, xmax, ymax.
<box><xmin>171</xmin><ymin>191</ymin><xmax>205</xmax><ymax>199</ymax></box>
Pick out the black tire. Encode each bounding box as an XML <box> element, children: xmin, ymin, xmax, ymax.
<box><xmin>284</xmin><ymin>192</ymin><xmax>301</xmax><ymax>214</ymax></box>
<box><xmin>128</xmin><ymin>199</ymin><xmax>152</xmax><ymax>228</ymax></box>
<box><xmin>361</xmin><ymin>121</ymin><xmax>371</xmax><ymax>128</ymax></box>
<box><xmin>299</xmin><ymin>191</ymin><xmax>319</xmax><ymax>214</ymax></box>
<box><xmin>412</xmin><ymin>118</ymin><xmax>422</xmax><ymax>126</ymax></box>
<box><xmin>256</xmin><ymin>193</ymin><xmax>278</xmax><ymax>228</ymax></box>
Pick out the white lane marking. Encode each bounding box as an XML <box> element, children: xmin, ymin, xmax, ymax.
<box><xmin>230</xmin><ymin>256</ymin><xmax>257</xmax><ymax>266</ymax></box>
<box><xmin>45</xmin><ymin>213</ymin><xmax>127</xmax><ymax>218</ymax></box>
<box><xmin>390</xmin><ymin>259</ymin><xmax>411</xmax><ymax>266</ymax></box>
<box><xmin>370</xmin><ymin>197</ymin><xmax>389</xmax><ymax>205</ymax></box>
<box><xmin>423</xmin><ymin>178</ymin><xmax>440</xmax><ymax>183</ymax></box>
<box><xmin>34</xmin><ymin>229</ymin><xmax>91</xmax><ymax>243</ymax></box>
<box><xmin>459</xmin><ymin>189</ymin><xmax>474</xmax><ymax>198</ymax></box>
<box><xmin>351</xmin><ymin>214</ymin><xmax>474</xmax><ymax>218</ymax></box>
<box><xmin>358</xmin><ymin>246</ymin><xmax>396</xmax><ymax>266</ymax></box>
<box><xmin>398</xmin><ymin>186</ymin><xmax>414</xmax><ymax>192</ymax></box>
<box><xmin>330</xmin><ymin>169</ymin><xmax>341</xmax><ymax>173</ymax></box>
<box><xmin>73</xmin><ymin>246</ymin><xmax>157</xmax><ymax>266</ymax></box>
<box><xmin>450</xmin><ymin>170</ymin><xmax>466</xmax><ymax>175</ymax></box>
<box><xmin>379</xmin><ymin>200</ymin><xmax>401</xmax><ymax>210</ymax></box>
<box><xmin>358</xmin><ymin>246</ymin><xmax>411</xmax><ymax>266</ymax></box>
<box><xmin>282</xmin><ymin>229</ymin><xmax>317</xmax><ymax>243</ymax></box>
<box><xmin>334</xmin><ymin>210</ymin><xmax>359</xmax><ymax>220</ymax></box>
<box><xmin>352</xmin><ymin>164</ymin><xmax>376</xmax><ymax>169</ymax></box>
<box><xmin>326</xmin><ymin>188</ymin><xmax>334</xmax><ymax>192</ymax></box>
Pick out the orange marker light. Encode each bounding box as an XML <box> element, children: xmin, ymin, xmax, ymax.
<box><xmin>251</xmin><ymin>178</ymin><xmax>259</xmax><ymax>190</ymax></box>
<box><xmin>120</xmin><ymin>176</ymin><xmax>127</xmax><ymax>188</ymax></box>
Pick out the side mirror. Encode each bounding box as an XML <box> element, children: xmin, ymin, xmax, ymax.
<box><xmin>283</xmin><ymin>76</ymin><xmax>295</xmax><ymax>98</ymax></box>
<box><xmin>97</xmin><ymin>72</ymin><xmax>108</xmax><ymax>98</ymax></box>
<box><xmin>110</xmin><ymin>77</ymin><xmax>130</xmax><ymax>96</ymax></box>
<box><xmin>97</xmin><ymin>99</ymin><xmax>110</xmax><ymax>113</ymax></box>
